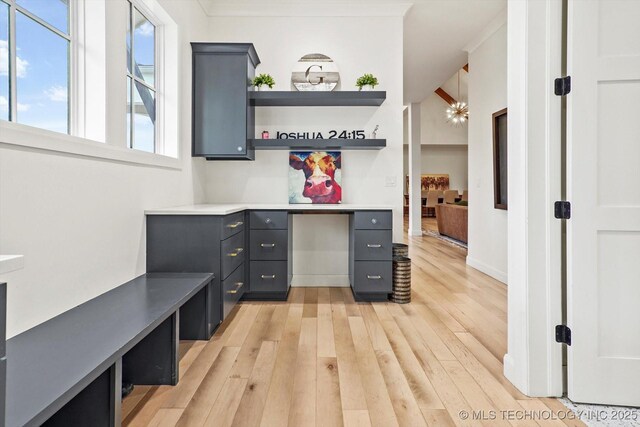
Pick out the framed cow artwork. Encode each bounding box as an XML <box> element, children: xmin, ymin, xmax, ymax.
<box><xmin>289</xmin><ymin>151</ymin><xmax>342</xmax><ymax>204</ymax></box>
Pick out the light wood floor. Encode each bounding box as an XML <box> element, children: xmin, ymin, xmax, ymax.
<box><xmin>122</xmin><ymin>219</ymin><xmax>582</xmax><ymax>427</ymax></box>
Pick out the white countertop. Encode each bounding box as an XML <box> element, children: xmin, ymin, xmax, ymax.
<box><xmin>145</xmin><ymin>203</ymin><xmax>395</xmax><ymax>215</ymax></box>
<box><xmin>0</xmin><ymin>255</ymin><xmax>24</xmax><ymax>274</ymax></box>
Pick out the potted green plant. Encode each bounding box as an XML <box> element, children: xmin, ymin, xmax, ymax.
<box><xmin>356</xmin><ymin>73</ymin><xmax>379</xmax><ymax>91</ymax></box>
<box><xmin>253</xmin><ymin>73</ymin><xmax>276</xmax><ymax>91</ymax></box>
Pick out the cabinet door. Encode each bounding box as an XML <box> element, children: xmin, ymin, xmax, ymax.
<box><xmin>193</xmin><ymin>53</ymin><xmax>251</xmax><ymax>158</ymax></box>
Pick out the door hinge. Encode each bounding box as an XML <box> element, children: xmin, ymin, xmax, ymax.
<box><xmin>555</xmin><ymin>325</ymin><xmax>572</xmax><ymax>345</ymax></box>
<box><xmin>554</xmin><ymin>76</ymin><xmax>571</xmax><ymax>96</ymax></box>
<box><xmin>554</xmin><ymin>201</ymin><xmax>571</xmax><ymax>219</ymax></box>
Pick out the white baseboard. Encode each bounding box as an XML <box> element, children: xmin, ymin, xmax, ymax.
<box><xmin>466</xmin><ymin>256</ymin><xmax>508</xmax><ymax>284</ymax></box>
<box><xmin>291</xmin><ymin>274</ymin><xmax>350</xmax><ymax>287</ymax></box>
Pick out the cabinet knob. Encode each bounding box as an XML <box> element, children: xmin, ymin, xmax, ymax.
<box><xmin>371</xmin><ymin>218</ymin><xmax>378</xmax><ymax>224</ymax></box>
<box><xmin>265</xmin><ymin>218</ymin><xmax>272</xmax><ymax>224</ymax></box>
<box><xmin>237</xmin><ymin>146</ymin><xmax>243</xmax><ymax>152</ymax></box>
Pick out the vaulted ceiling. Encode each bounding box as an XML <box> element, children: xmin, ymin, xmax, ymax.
<box><xmin>197</xmin><ymin>0</ymin><xmax>506</xmax><ymax>104</ymax></box>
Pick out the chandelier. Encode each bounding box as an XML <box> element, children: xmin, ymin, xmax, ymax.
<box><xmin>446</xmin><ymin>70</ymin><xmax>468</xmax><ymax>126</ymax></box>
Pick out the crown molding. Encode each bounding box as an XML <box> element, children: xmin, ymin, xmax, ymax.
<box><xmin>197</xmin><ymin>1</ymin><xmax>412</xmax><ymax>17</ymax></box>
<box><xmin>463</xmin><ymin>7</ymin><xmax>507</xmax><ymax>54</ymax></box>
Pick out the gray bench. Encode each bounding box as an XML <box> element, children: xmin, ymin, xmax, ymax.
<box><xmin>4</xmin><ymin>272</ymin><xmax>216</xmax><ymax>427</ymax></box>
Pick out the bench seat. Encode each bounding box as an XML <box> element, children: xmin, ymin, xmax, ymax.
<box><xmin>5</xmin><ymin>272</ymin><xmax>214</xmax><ymax>427</ymax></box>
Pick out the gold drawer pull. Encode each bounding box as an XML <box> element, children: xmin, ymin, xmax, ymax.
<box><xmin>260</xmin><ymin>243</ymin><xmax>276</xmax><ymax>248</ymax></box>
<box><xmin>227</xmin><ymin>282</ymin><xmax>244</xmax><ymax>294</ymax></box>
<box><xmin>367</xmin><ymin>244</ymin><xmax>382</xmax><ymax>248</ymax></box>
<box><xmin>367</xmin><ymin>275</ymin><xmax>382</xmax><ymax>280</ymax></box>
<box><xmin>227</xmin><ymin>221</ymin><xmax>244</xmax><ymax>229</ymax></box>
<box><xmin>261</xmin><ymin>274</ymin><xmax>276</xmax><ymax>279</ymax></box>
<box><xmin>226</xmin><ymin>247</ymin><xmax>244</xmax><ymax>257</ymax></box>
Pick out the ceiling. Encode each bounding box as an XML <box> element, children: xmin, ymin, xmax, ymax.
<box><xmin>197</xmin><ymin>0</ymin><xmax>506</xmax><ymax>104</ymax></box>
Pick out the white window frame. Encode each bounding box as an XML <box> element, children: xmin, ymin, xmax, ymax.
<box><xmin>0</xmin><ymin>0</ymin><xmax>179</xmax><ymax>168</ymax></box>
<box><xmin>126</xmin><ymin>0</ymin><xmax>164</xmax><ymax>154</ymax></box>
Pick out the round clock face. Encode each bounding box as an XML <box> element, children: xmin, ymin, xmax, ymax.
<box><xmin>291</xmin><ymin>53</ymin><xmax>340</xmax><ymax>92</ymax></box>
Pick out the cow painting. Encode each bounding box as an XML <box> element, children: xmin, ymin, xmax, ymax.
<box><xmin>289</xmin><ymin>151</ymin><xmax>342</xmax><ymax>204</ymax></box>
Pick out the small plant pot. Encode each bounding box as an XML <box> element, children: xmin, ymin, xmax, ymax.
<box><xmin>359</xmin><ymin>85</ymin><xmax>375</xmax><ymax>91</ymax></box>
<box><xmin>256</xmin><ymin>85</ymin><xmax>273</xmax><ymax>92</ymax></box>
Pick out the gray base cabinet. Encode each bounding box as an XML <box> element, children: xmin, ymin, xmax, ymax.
<box><xmin>350</xmin><ymin>211</ymin><xmax>393</xmax><ymax>300</ymax></box>
<box><xmin>247</xmin><ymin>211</ymin><xmax>292</xmax><ymax>300</ymax></box>
<box><xmin>146</xmin><ymin>212</ymin><xmax>248</xmax><ymax>326</ymax></box>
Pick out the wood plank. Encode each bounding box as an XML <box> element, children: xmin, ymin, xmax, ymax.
<box><xmin>331</xmin><ymin>301</ymin><xmax>368</xmax><ymax>411</ymax></box>
<box><xmin>342</xmin><ymin>288</ymin><xmax>362</xmax><ymax>317</ymax></box>
<box><xmin>175</xmin><ymin>346</ymin><xmax>241</xmax><ymax>427</ymax></box>
<box><xmin>317</xmin><ymin>357</ymin><xmax>344</xmax><ymax>427</ymax></box>
<box><xmin>318</xmin><ymin>288</ymin><xmax>337</xmax><ymax>358</ymax></box>
<box><xmin>435</xmin><ymin>87</ymin><xmax>456</xmax><ymax>105</ymax></box>
<box><xmin>372</xmin><ymin>305</ymin><xmax>444</xmax><ymax>412</ymax></box>
<box><xmin>441</xmin><ymin>360</ymin><xmax>510</xmax><ymax>427</ymax></box>
<box><xmin>375</xmin><ymin>350</ymin><xmax>428</xmax><ymax>426</ymax></box>
<box><xmin>303</xmin><ymin>288</ymin><xmax>319</xmax><ymax>318</ymax></box>
<box><xmin>231</xmin><ymin>341</ymin><xmax>279</xmax><ymax>427</ymax></box>
<box><xmin>202</xmin><ymin>378</ymin><xmax>248</xmax><ymax>427</ymax></box>
<box><xmin>259</xmin><ymin>304</ymin><xmax>304</xmax><ymax>427</ymax></box>
<box><xmin>343</xmin><ymin>410</ymin><xmax>372</xmax><ymax>427</ymax></box>
<box><xmin>148</xmin><ymin>408</ymin><xmax>184</xmax><ymax>427</ymax></box>
<box><xmin>229</xmin><ymin>305</ymin><xmax>276</xmax><ymax>378</ymax></box>
<box><xmin>360</xmin><ymin>305</ymin><xmax>393</xmax><ymax>352</ymax></box>
<box><xmin>349</xmin><ymin>316</ymin><xmax>399</xmax><ymax>427</ymax></box>
<box><xmin>288</xmin><ymin>317</ymin><xmax>318</xmax><ymax>427</ymax></box>
<box><xmin>263</xmin><ymin>303</ymin><xmax>289</xmax><ymax>341</ymax></box>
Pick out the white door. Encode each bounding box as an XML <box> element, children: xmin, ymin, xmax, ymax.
<box><xmin>567</xmin><ymin>0</ymin><xmax>640</xmax><ymax>406</ymax></box>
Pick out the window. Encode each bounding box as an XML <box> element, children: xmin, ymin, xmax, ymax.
<box><xmin>0</xmin><ymin>0</ymin><xmax>70</xmax><ymax>134</ymax></box>
<box><xmin>126</xmin><ymin>1</ymin><xmax>156</xmax><ymax>153</ymax></box>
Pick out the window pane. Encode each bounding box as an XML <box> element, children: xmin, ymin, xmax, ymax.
<box><xmin>133</xmin><ymin>8</ymin><xmax>154</xmax><ymax>86</ymax></box>
<box><xmin>16</xmin><ymin>0</ymin><xmax>68</xmax><ymax>34</ymax></box>
<box><xmin>126</xmin><ymin>2</ymin><xmax>131</xmax><ymax>74</ymax></box>
<box><xmin>0</xmin><ymin>1</ymin><xmax>9</xmax><ymax>121</ymax></box>
<box><xmin>133</xmin><ymin>80</ymin><xmax>155</xmax><ymax>152</ymax></box>
<box><xmin>16</xmin><ymin>12</ymin><xmax>69</xmax><ymax>134</ymax></box>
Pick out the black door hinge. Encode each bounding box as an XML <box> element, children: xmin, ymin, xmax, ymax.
<box><xmin>554</xmin><ymin>76</ymin><xmax>571</xmax><ymax>96</ymax></box>
<box><xmin>555</xmin><ymin>325</ymin><xmax>572</xmax><ymax>345</ymax></box>
<box><xmin>554</xmin><ymin>201</ymin><xmax>571</xmax><ymax>219</ymax></box>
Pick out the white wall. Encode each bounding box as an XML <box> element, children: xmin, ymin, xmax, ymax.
<box><xmin>466</xmin><ymin>24</ymin><xmax>508</xmax><ymax>283</ymax></box>
<box><xmin>403</xmin><ymin>145</ymin><xmax>468</xmax><ymax>193</ymax></box>
<box><xmin>202</xmin><ymin>15</ymin><xmax>404</xmax><ymax>285</ymax></box>
<box><xmin>0</xmin><ymin>0</ymin><xmax>209</xmax><ymax>338</ymax></box>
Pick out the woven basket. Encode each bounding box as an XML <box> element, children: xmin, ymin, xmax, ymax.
<box><xmin>393</xmin><ymin>243</ymin><xmax>409</xmax><ymax>258</ymax></box>
<box><xmin>392</xmin><ymin>256</ymin><xmax>411</xmax><ymax>304</ymax></box>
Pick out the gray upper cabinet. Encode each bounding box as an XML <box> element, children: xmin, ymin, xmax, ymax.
<box><xmin>191</xmin><ymin>43</ymin><xmax>260</xmax><ymax>160</ymax></box>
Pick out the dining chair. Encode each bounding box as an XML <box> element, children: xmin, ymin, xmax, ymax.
<box><xmin>425</xmin><ymin>190</ymin><xmax>439</xmax><ymax>217</ymax></box>
<box><xmin>462</xmin><ymin>190</ymin><xmax>468</xmax><ymax>202</ymax></box>
<box><xmin>444</xmin><ymin>190</ymin><xmax>458</xmax><ymax>204</ymax></box>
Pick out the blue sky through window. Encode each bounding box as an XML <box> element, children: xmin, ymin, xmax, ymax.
<box><xmin>0</xmin><ymin>0</ymin><xmax>69</xmax><ymax>134</ymax></box>
<box><xmin>16</xmin><ymin>0</ymin><xmax>68</xmax><ymax>34</ymax></box>
<box><xmin>0</xmin><ymin>1</ymin><xmax>9</xmax><ymax>121</ymax></box>
<box><xmin>15</xmin><ymin>10</ymin><xmax>68</xmax><ymax>133</ymax></box>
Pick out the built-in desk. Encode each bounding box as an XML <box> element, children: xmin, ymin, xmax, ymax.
<box><xmin>146</xmin><ymin>204</ymin><xmax>394</xmax><ymax>303</ymax></box>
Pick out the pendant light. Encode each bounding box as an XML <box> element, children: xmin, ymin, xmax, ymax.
<box><xmin>446</xmin><ymin>70</ymin><xmax>469</xmax><ymax>126</ymax></box>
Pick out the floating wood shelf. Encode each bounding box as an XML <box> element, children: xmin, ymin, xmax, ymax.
<box><xmin>249</xmin><ymin>91</ymin><xmax>386</xmax><ymax>107</ymax></box>
<box><xmin>251</xmin><ymin>139</ymin><xmax>386</xmax><ymax>150</ymax></box>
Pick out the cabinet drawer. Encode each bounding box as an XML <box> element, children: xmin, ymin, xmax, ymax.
<box><xmin>354</xmin><ymin>230</ymin><xmax>392</xmax><ymax>261</ymax></box>
<box><xmin>353</xmin><ymin>261</ymin><xmax>392</xmax><ymax>294</ymax></box>
<box><xmin>250</xmin><ymin>211</ymin><xmax>288</xmax><ymax>230</ymax></box>
<box><xmin>222</xmin><ymin>212</ymin><xmax>245</xmax><ymax>240</ymax></box>
<box><xmin>222</xmin><ymin>263</ymin><xmax>245</xmax><ymax>319</ymax></box>
<box><xmin>353</xmin><ymin>211</ymin><xmax>392</xmax><ymax>230</ymax></box>
<box><xmin>221</xmin><ymin>231</ymin><xmax>245</xmax><ymax>279</ymax></box>
<box><xmin>250</xmin><ymin>230</ymin><xmax>288</xmax><ymax>261</ymax></box>
<box><xmin>250</xmin><ymin>261</ymin><xmax>289</xmax><ymax>293</ymax></box>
